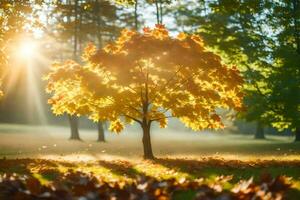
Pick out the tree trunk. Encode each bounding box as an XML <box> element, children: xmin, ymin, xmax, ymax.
<box><xmin>155</xmin><ymin>0</ymin><xmax>160</xmax><ymax>24</ymax></box>
<box><xmin>292</xmin><ymin>0</ymin><xmax>300</xmax><ymax>54</ymax></box>
<box><xmin>73</xmin><ymin>0</ymin><xmax>78</xmax><ymax>59</ymax></box>
<box><xmin>295</xmin><ymin>127</ymin><xmax>300</xmax><ymax>142</ymax></box>
<box><xmin>142</xmin><ymin>123</ymin><xmax>154</xmax><ymax>160</ymax></box>
<box><xmin>254</xmin><ymin>121</ymin><xmax>265</xmax><ymax>139</ymax></box>
<box><xmin>159</xmin><ymin>0</ymin><xmax>163</xmax><ymax>24</ymax></box>
<box><xmin>68</xmin><ymin>115</ymin><xmax>80</xmax><ymax>140</ymax></box>
<box><xmin>97</xmin><ymin>121</ymin><xmax>105</xmax><ymax>142</ymax></box>
<box><xmin>134</xmin><ymin>0</ymin><xmax>138</xmax><ymax>30</ymax></box>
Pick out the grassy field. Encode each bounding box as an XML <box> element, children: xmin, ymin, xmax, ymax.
<box><xmin>0</xmin><ymin>123</ymin><xmax>299</xmax><ymax>160</ymax></box>
<box><xmin>0</xmin><ymin>124</ymin><xmax>300</xmax><ymax>199</ymax></box>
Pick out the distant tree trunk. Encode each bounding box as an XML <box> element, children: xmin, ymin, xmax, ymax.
<box><xmin>73</xmin><ymin>0</ymin><xmax>78</xmax><ymax>58</ymax></box>
<box><xmin>94</xmin><ymin>0</ymin><xmax>103</xmax><ymax>48</ymax></box>
<box><xmin>134</xmin><ymin>0</ymin><xmax>138</xmax><ymax>30</ymax></box>
<box><xmin>155</xmin><ymin>0</ymin><xmax>160</xmax><ymax>24</ymax></box>
<box><xmin>68</xmin><ymin>115</ymin><xmax>80</xmax><ymax>140</ymax></box>
<box><xmin>141</xmin><ymin>122</ymin><xmax>154</xmax><ymax>160</ymax></box>
<box><xmin>78</xmin><ymin>3</ymin><xmax>83</xmax><ymax>53</ymax></box>
<box><xmin>97</xmin><ymin>121</ymin><xmax>105</xmax><ymax>142</ymax></box>
<box><xmin>159</xmin><ymin>0</ymin><xmax>163</xmax><ymax>24</ymax></box>
<box><xmin>67</xmin><ymin>0</ymin><xmax>80</xmax><ymax>141</ymax></box>
<box><xmin>292</xmin><ymin>0</ymin><xmax>300</xmax><ymax>142</ymax></box>
<box><xmin>254</xmin><ymin>121</ymin><xmax>265</xmax><ymax>139</ymax></box>
<box><xmin>292</xmin><ymin>0</ymin><xmax>300</xmax><ymax>54</ymax></box>
<box><xmin>295</xmin><ymin>127</ymin><xmax>300</xmax><ymax>142</ymax></box>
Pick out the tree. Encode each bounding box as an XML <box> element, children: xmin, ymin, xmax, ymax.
<box><xmin>263</xmin><ymin>0</ymin><xmax>300</xmax><ymax>141</ymax></box>
<box><xmin>87</xmin><ymin>0</ymin><xmax>120</xmax><ymax>141</ymax></box>
<box><xmin>114</xmin><ymin>0</ymin><xmax>139</xmax><ymax>30</ymax></box>
<box><xmin>115</xmin><ymin>0</ymin><xmax>174</xmax><ymax>28</ymax></box>
<box><xmin>149</xmin><ymin>0</ymin><xmax>172</xmax><ymax>24</ymax></box>
<box><xmin>49</xmin><ymin>0</ymin><xmax>82</xmax><ymax>140</ymax></box>
<box><xmin>49</xmin><ymin>0</ymin><xmax>120</xmax><ymax>140</ymax></box>
<box><xmin>170</xmin><ymin>0</ymin><xmax>273</xmax><ymax>139</ymax></box>
<box><xmin>179</xmin><ymin>0</ymin><xmax>300</xmax><ymax>142</ymax></box>
<box><xmin>45</xmin><ymin>25</ymin><xmax>243</xmax><ymax>159</ymax></box>
<box><xmin>71</xmin><ymin>0</ymin><xmax>81</xmax><ymax>140</ymax></box>
<box><xmin>97</xmin><ymin>121</ymin><xmax>105</xmax><ymax>142</ymax></box>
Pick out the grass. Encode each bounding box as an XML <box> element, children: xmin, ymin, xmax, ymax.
<box><xmin>0</xmin><ymin>124</ymin><xmax>300</xmax><ymax>199</ymax></box>
<box><xmin>0</xmin><ymin>123</ymin><xmax>299</xmax><ymax>160</ymax></box>
<box><xmin>1</xmin><ymin>158</ymin><xmax>300</xmax><ymax>199</ymax></box>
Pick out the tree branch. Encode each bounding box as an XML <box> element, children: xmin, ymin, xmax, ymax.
<box><xmin>123</xmin><ymin>114</ymin><xmax>142</xmax><ymax>124</ymax></box>
<box><xmin>150</xmin><ymin>65</ymin><xmax>185</xmax><ymax>103</ymax></box>
<box><xmin>150</xmin><ymin>115</ymin><xmax>173</xmax><ymax>122</ymax></box>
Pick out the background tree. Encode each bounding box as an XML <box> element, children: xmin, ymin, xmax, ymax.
<box><xmin>170</xmin><ymin>0</ymin><xmax>274</xmax><ymax>139</ymax></box>
<box><xmin>49</xmin><ymin>0</ymin><xmax>82</xmax><ymax>140</ymax></box>
<box><xmin>173</xmin><ymin>0</ymin><xmax>300</xmax><ymax>141</ymax></box>
<box><xmin>114</xmin><ymin>0</ymin><xmax>139</xmax><ymax>30</ymax></box>
<box><xmin>116</xmin><ymin>0</ymin><xmax>174</xmax><ymax>28</ymax></box>
<box><xmin>49</xmin><ymin>0</ymin><xmax>121</xmax><ymax>141</ymax></box>
<box><xmin>45</xmin><ymin>25</ymin><xmax>243</xmax><ymax>159</ymax></box>
<box><xmin>84</xmin><ymin>0</ymin><xmax>120</xmax><ymax>141</ymax></box>
<box><xmin>150</xmin><ymin>0</ymin><xmax>172</xmax><ymax>24</ymax></box>
<box><xmin>262</xmin><ymin>0</ymin><xmax>300</xmax><ymax>141</ymax></box>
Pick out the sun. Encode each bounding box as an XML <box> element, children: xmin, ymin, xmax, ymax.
<box><xmin>17</xmin><ymin>39</ymin><xmax>38</xmax><ymax>59</ymax></box>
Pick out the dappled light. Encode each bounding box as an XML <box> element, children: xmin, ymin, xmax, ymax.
<box><xmin>0</xmin><ymin>157</ymin><xmax>295</xmax><ymax>199</ymax></box>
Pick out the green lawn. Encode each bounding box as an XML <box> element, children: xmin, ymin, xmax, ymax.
<box><xmin>0</xmin><ymin>124</ymin><xmax>300</xmax><ymax>199</ymax></box>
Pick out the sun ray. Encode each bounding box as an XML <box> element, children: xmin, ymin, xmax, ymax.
<box><xmin>4</xmin><ymin>37</ymin><xmax>51</xmax><ymax>125</ymax></box>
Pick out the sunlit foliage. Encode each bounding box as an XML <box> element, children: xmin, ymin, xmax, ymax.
<box><xmin>0</xmin><ymin>0</ymin><xmax>41</xmax><ymax>59</ymax></box>
<box><xmin>46</xmin><ymin>25</ymin><xmax>243</xmax><ymax>134</ymax></box>
<box><xmin>171</xmin><ymin>0</ymin><xmax>300</xmax><ymax>139</ymax></box>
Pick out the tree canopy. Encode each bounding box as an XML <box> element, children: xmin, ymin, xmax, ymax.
<box><xmin>169</xmin><ymin>0</ymin><xmax>300</xmax><ymax>139</ymax></box>
<box><xmin>45</xmin><ymin>25</ymin><xmax>243</xmax><ymax>158</ymax></box>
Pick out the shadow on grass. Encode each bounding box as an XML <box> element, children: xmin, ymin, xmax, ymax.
<box><xmin>97</xmin><ymin>160</ymin><xmax>147</xmax><ymax>178</ymax></box>
<box><xmin>183</xmin><ymin>140</ymin><xmax>300</xmax><ymax>156</ymax></box>
<box><xmin>1</xmin><ymin>157</ymin><xmax>300</xmax><ymax>185</ymax></box>
<box><xmin>2</xmin><ymin>157</ymin><xmax>300</xmax><ymax>180</ymax></box>
<box><xmin>0</xmin><ymin>159</ymin><xmax>32</xmax><ymax>175</ymax></box>
<box><xmin>0</xmin><ymin>158</ymin><xmax>75</xmax><ymax>181</ymax></box>
<box><xmin>153</xmin><ymin>158</ymin><xmax>300</xmax><ymax>182</ymax></box>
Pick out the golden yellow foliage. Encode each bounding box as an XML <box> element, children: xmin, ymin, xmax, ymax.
<box><xmin>109</xmin><ymin>119</ymin><xmax>124</xmax><ymax>133</ymax></box>
<box><xmin>45</xmin><ymin>25</ymin><xmax>243</xmax><ymax>133</ymax></box>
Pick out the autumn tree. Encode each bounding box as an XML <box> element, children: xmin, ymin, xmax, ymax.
<box><xmin>45</xmin><ymin>25</ymin><xmax>243</xmax><ymax>159</ymax></box>
<box><xmin>47</xmin><ymin>0</ymin><xmax>82</xmax><ymax>139</ymax></box>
